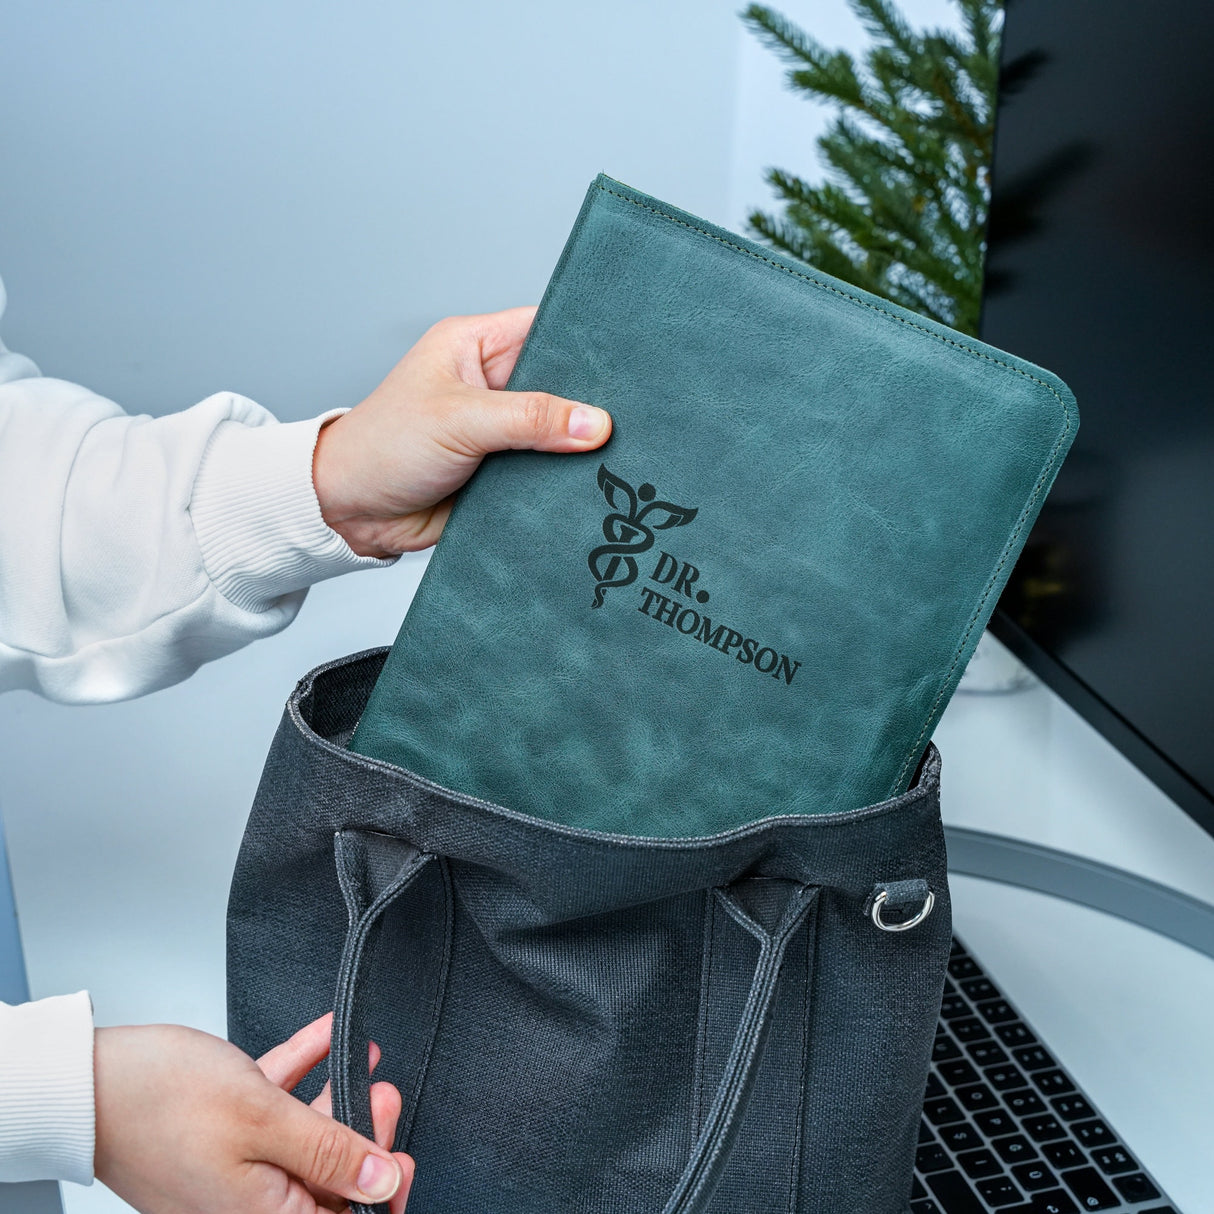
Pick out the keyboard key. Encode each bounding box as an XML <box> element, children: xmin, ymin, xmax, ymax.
<box><xmin>933</xmin><ymin>1036</ymin><xmax>963</xmax><ymax>1063</ymax></box>
<box><xmin>1072</xmin><ymin>1120</ymin><xmax>1115</xmax><ymax>1149</ymax></box>
<box><xmin>951</xmin><ymin>939</ymin><xmax>968</xmax><ymax>957</ymax></box>
<box><xmin>979</xmin><ymin>999</ymin><xmax>1019</xmax><ymax>1024</ymax></box>
<box><xmin>1006</xmin><ymin>1090</ymin><xmax>1047</xmax><ymax>1118</ymax></box>
<box><xmin>954</xmin><ymin>1017</ymin><xmax>991</xmax><ymax>1043</ymax></box>
<box><xmin>1030</xmin><ymin>1191</ymin><xmax>1079</xmax><ymax>1214</ymax></box>
<box><xmin>1060</xmin><ymin>1165</ymin><xmax>1118</xmax><ymax>1210</ymax></box>
<box><xmin>928</xmin><ymin>1169</ymin><xmax>986</xmax><ymax>1214</ymax></box>
<box><xmin>940</xmin><ymin>994</ymin><xmax>970</xmax><ymax>1019</ymax></box>
<box><xmin>1042</xmin><ymin>1142</ymin><xmax>1084</xmax><ymax>1170</ymax></box>
<box><xmin>1023</xmin><ymin>1114</ymin><xmax>1067</xmax><ymax>1142</ymax></box>
<box><xmin>916</xmin><ymin>1144</ymin><xmax>952</xmax><ymax>1173</ymax></box>
<box><xmin>925</xmin><ymin>1073</ymin><xmax>946</xmax><ymax>1098</ymax></box>
<box><xmin>949</xmin><ymin>955</ymin><xmax>981</xmax><ymax>979</ymax></box>
<box><xmin>1090</xmin><ymin>1146</ymin><xmax>1135</xmax><ymax>1175</ymax></box>
<box><xmin>961</xmin><ymin>977</ymin><xmax>999</xmax><ymax>1002</ymax></box>
<box><xmin>1013</xmin><ymin>1045</ymin><xmax>1055</xmax><ymax>1071</ymax></box>
<box><xmin>957</xmin><ymin>1083</ymin><xmax>999</xmax><ymax>1112</ymax></box>
<box><xmin>943</xmin><ymin>978</ymin><xmax>958</xmax><ymax>995</ymax></box>
<box><xmin>924</xmin><ymin>1097</ymin><xmax>966</xmax><ymax>1126</ymax></box>
<box><xmin>958</xmin><ymin>1147</ymin><xmax>1002</xmax><ymax>1178</ymax></box>
<box><xmin>912</xmin><ymin>1176</ymin><xmax>927</xmax><ymax>1198</ymax></box>
<box><xmin>911</xmin><ymin>1200</ymin><xmax>942</xmax><ymax>1214</ymax></box>
<box><xmin>1113</xmin><ymin>1173</ymin><xmax>1161</xmax><ymax>1203</ymax></box>
<box><xmin>1051</xmin><ymin>1095</ymin><xmax>1095</xmax><ymax>1123</ymax></box>
<box><xmin>967</xmin><ymin>1041</ymin><xmax>1007</xmax><ymax>1066</ymax></box>
<box><xmin>940</xmin><ymin>1059</ymin><xmax>980</xmax><ymax>1087</ymax></box>
<box><xmin>1013</xmin><ymin>1161</ymin><xmax>1058</xmax><ymax>1191</ymax></box>
<box><xmin>975</xmin><ymin>1110</ymin><xmax>1017</xmax><ymax>1138</ymax></box>
<box><xmin>993</xmin><ymin>1134</ymin><xmax>1037</xmax><ymax>1165</ymax></box>
<box><xmin>1033</xmin><ymin>1069</ymin><xmax>1076</xmax><ymax>1096</ymax></box>
<box><xmin>986</xmin><ymin>1063</ymin><xmax>1029</xmax><ymax>1091</ymax></box>
<box><xmin>919</xmin><ymin>1119</ymin><xmax>935</xmax><ymax>1144</ymax></box>
<box><xmin>940</xmin><ymin>1123</ymin><xmax>983</xmax><ymax>1153</ymax></box>
<box><xmin>977</xmin><ymin>1175</ymin><xmax>1025</xmax><ymax>1208</ymax></box>
<box><xmin>996</xmin><ymin>1022</ymin><xmax>1037</xmax><ymax>1048</ymax></box>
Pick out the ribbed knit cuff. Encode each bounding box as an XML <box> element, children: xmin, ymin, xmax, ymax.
<box><xmin>190</xmin><ymin>409</ymin><xmax>395</xmax><ymax>612</ymax></box>
<box><xmin>0</xmin><ymin>992</ymin><xmax>95</xmax><ymax>1184</ymax></box>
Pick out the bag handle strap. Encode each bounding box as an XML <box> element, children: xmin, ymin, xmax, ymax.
<box><xmin>662</xmin><ymin>880</ymin><xmax>818</xmax><ymax>1214</ymax></box>
<box><xmin>328</xmin><ymin>829</ymin><xmax>818</xmax><ymax>1214</ymax></box>
<box><xmin>331</xmin><ymin>829</ymin><xmax>436</xmax><ymax>1214</ymax></box>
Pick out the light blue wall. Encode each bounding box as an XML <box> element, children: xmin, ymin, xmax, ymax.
<box><xmin>0</xmin><ymin>0</ymin><xmax>739</xmax><ymax>418</ymax></box>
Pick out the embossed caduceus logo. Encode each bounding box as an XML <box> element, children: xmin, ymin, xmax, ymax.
<box><xmin>588</xmin><ymin>464</ymin><xmax>697</xmax><ymax>608</ymax></box>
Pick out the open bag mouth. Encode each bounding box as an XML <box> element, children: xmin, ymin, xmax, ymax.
<box><xmin>283</xmin><ymin>648</ymin><xmax>948</xmax><ymax>922</ymax></box>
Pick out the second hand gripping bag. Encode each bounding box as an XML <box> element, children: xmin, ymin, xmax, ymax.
<box><xmin>228</xmin><ymin>177</ymin><xmax>1076</xmax><ymax>1214</ymax></box>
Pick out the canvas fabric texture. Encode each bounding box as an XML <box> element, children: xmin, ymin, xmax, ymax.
<box><xmin>227</xmin><ymin>650</ymin><xmax>951</xmax><ymax>1214</ymax></box>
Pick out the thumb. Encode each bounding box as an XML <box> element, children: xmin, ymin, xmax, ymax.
<box><xmin>253</xmin><ymin>1086</ymin><xmax>403</xmax><ymax>1206</ymax></box>
<box><xmin>452</xmin><ymin>386</ymin><xmax>611</xmax><ymax>456</ymax></box>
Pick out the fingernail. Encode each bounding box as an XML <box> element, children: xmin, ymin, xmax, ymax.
<box><xmin>357</xmin><ymin>1154</ymin><xmax>401</xmax><ymax>1202</ymax></box>
<box><xmin>568</xmin><ymin>405</ymin><xmax>608</xmax><ymax>440</ymax></box>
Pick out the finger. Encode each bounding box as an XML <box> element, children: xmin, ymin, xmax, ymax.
<box><xmin>254</xmin><ymin>1087</ymin><xmax>403</xmax><ymax>1207</ymax></box>
<box><xmin>318</xmin><ymin>1156</ymin><xmax>411</xmax><ymax>1214</ymax></box>
<box><xmin>389</xmin><ymin>1153</ymin><xmax>415</xmax><ymax>1214</ymax></box>
<box><xmin>370</xmin><ymin>1080</ymin><xmax>403</xmax><ymax>1150</ymax></box>
<box><xmin>309</xmin><ymin>1045</ymin><xmax>382</xmax><ymax>1143</ymax></box>
<box><xmin>398</xmin><ymin>496</ymin><xmax>454</xmax><ymax>552</ymax></box>
<box><xmin>448</xmin><ymin>386</ymin><xmax>612</xmax><ymax>458</ymax></box>
<box><xmin>246</xmin><ymin>1161</ymin><xmax>332</xmax><ymax>1214</ymax></box>
<box><xmin>257</xmin><ymin>1013</ymin><xmax>334</xmax><ymax>1090</ymax></box>
<box><xmin>475</xmin><ymin>306</ymin><xmax>539</xmax><ymax>390</ymax></box>
<box><xmin>308</xmin><ymin>1074</ymin><xmax>397</xmax><ymax>1207</ymax></box>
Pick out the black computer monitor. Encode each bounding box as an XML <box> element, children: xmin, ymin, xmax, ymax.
<box><xmin>982</xmin><ymin>0</ymin><xmax>1214</xmax><ymax>840</ymax></box>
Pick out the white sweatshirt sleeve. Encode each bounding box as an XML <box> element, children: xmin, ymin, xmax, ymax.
<box><xmin>0</xmin><ymin>994</ymin><xmax>94</xmax><ymax>1184</ymax></box>
<box><xmin>0</xmin><ymin>291</ymin><xmax>393</xmax><ymax>702</ymax></box>
<box><xmin>0</xmin><ymin>274</ymin><xmax>394</xmax><ymax>1181</ymax></box>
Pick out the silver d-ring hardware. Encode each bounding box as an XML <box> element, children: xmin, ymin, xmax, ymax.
<box><xmin>870</xmin><ymin>887</ymin><xmax>935</xmax><ymax>932</ymax></box>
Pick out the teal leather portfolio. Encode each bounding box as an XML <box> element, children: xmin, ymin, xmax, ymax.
<box><xmin>349</xmin><ymin>175</ymin><xmax>1078</xmax><ymax>837</ymax></box>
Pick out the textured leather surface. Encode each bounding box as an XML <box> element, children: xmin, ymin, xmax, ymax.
<box><xmin>350</xmin><ymin>175</ymin><xmax>1078</xmax><ymax>836</ymax></box>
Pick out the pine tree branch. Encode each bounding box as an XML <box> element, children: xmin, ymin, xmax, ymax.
<box><xmin>787</xmin><ymin>57</ymin><xmax>871</xmax><ymax>114</ymax></box>
<box><xmin>743</xmin><ymin>0</ymin><xmax>1000</xmax><ymax>334</ymax></box>
<box><xmin>765</xmin><ymin>167</ymin><xmax>822</xmax><ymax>210</ymax></box>
<box><xmin>741</xmin><ymin>4</ymin><xmax>826</xmax><ymax>67</ymax></box>
<box><xmin>744</xmin><ymin>6</ymin><xmax>886</xmax><ymax>124</ymax></box>
<box><xmin>889</xmin><ymin>281</ymin><xmax>952</xmax><ymax>326</ymax></box>
<box><xmin>746</xmin><ymin>210</ymin><xmax>819</xmax><ymax>266</ymax></box>
<box><xmin>914</xmin><ymin>36</ymin><xmax>986</xmax><ymax>145</ymax></box>
<box><xmin>850</xmin><ymin>0</ymin><xmax>918</xmax><ymax>59</ymax></box>
<box><xmin>959</xmin><ymin>0</ymin><xmax>1001</xmax><ymax>65</ymax></box>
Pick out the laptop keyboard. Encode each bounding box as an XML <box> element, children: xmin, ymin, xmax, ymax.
<box><xmin>913</xmin><ymin>938</ymin><xmax>1178</xmax><ymax>1214</ymax></box>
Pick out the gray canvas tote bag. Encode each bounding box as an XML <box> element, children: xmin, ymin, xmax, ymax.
<box><xmin>227</xmin><ymin>648</ymin><xmax>950</xmax><ymax>1214</ymax></box>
